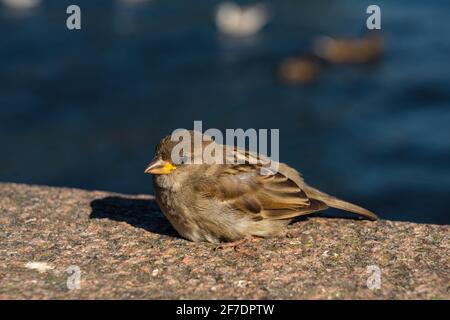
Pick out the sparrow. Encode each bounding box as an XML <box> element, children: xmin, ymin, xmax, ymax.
<box><xmin>145</xmin><ymin>132</ymin><xmax>378</xmax><ymax>243</ymax></box>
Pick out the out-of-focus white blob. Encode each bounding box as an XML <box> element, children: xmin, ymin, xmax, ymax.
<box><xmin>215</xmin><ymin>2</ymin><xmax>269</xmax><ymax>37</ymax></box>
<box><xmin>1</xmin><ymin>0</ymin><xmax>41</xmax><ymax>10</ymax></box>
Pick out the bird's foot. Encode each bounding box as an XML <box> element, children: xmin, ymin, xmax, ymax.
<box><xmin>214</xmin><ymin>236</ymin><xmax>255</xmax><ymax>250</ymax></box>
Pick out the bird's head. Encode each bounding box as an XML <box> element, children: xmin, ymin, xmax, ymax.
<box><xmin>145</xmin><ymin>131</ymin><xmax>209</xmax><ymax>176</ymax></box>
<box><xmin>144</xmin><ymin>135</ymin><xmax>180</xmax><ymax>175</ymax></box>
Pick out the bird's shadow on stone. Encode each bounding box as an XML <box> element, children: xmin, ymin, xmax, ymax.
<box><xmin>89</xmin><ymin>197</ymin><xmax>371</xmax><ymax>240</ymax></box>
<box><xmin>89</xmin><ymin>196</ymin><xmax>180</xmax><ymax>238</ymax></box>
<box><xmin>291</xmin><ymin>210</ymin><xmax>373</xmax><ymax>224</ymax></box>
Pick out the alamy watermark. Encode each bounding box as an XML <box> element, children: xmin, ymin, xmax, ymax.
<box><xmin>64</xmin><ymin>5</ymin><xmax>381</xmax><ymax>32</ymax></box>
<box><xmin>66</xmin><ymin>265</ymin><xmax>81</xmax><ymax>290</ymax></box>
<box><xmin>167</xmin><ymin>121</ymin><xmax>280</xmax><ymax>174</ymax></box>
<box><xmin>366</xmin><ymin>5</ymin><xmax>381</xmax><ymax>30</ymax></box>
<box><xmin>66</xmin><ymin>5</ymin><xmax>81</xmax><ymax>30</ymax></box>
<box><xmin>366</xmin><ymin>265</ymin><xmax>381</xmax><ymax>290</ymax></box>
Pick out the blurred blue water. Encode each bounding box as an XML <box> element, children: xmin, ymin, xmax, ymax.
<box><xmin>1</xmin><ymin>0</ymin><xmax>449</xmax><ymax>224</ymax></box>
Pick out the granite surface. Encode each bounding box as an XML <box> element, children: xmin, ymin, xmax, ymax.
<box><xmin>0</xmin><ymin>183</ymin><xmax>448</xmax><ymax>299</ymax></box>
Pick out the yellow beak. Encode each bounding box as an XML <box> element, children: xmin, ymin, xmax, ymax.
<box><xmin>144</xmin><ymin>159</ymin><xmax>177</xmax><ymax>175</ymax></box>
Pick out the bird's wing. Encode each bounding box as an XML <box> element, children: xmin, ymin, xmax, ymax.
<box><xmin>193</xmin><ymin>161</ymin><xmax>327</xmax><ymax>221</ymax></box>
<box><xmin>190</xmin><ymin>141</ymin><xmax>377</xmax><ymax>221</ymax></box>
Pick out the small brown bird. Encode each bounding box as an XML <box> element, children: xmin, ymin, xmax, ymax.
<box><xmin>313</xmin><ymin>33</ymin><xmax>383</xmax><ymax>64</ymax></box>
<box><xmin>278</xmin><ymin>56</ymin><xmax>320</xmax><ymax>85</ymax></box>
<box><xmin>145</xmin><ymin>132</ymin><xmax>378</xmax><ymax>243</ymax></box>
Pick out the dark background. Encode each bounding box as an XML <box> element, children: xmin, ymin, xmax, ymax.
<box><xmin>1</xmin><ymin>0</ymin><xmax>449</xmax><ymax>224</ymax></box>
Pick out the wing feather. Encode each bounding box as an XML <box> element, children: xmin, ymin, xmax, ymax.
<box><xmin>193</xmin><ymin>147</ymin><xmax>328</xmax><ymax>221</ymax></box>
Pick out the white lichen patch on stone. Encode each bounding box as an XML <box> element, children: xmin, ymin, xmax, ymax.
<box><xmin>235</xmin><ymin>280</ymin><xmax>248</xmax><ymax>288</ymax></box>
<box><xmin>25</xmin><ymin>262</ymin><xmax>54</xmax><ymax>273</ymax></box>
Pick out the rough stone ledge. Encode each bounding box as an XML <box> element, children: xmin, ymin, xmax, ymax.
<box><xmin>0</xmin><ymin>182</ymin><xmax>448</xmax><ymax>299</ymax></box>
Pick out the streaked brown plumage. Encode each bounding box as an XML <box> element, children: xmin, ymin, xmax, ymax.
<box><xmin>145</xmin><ymin>132</ymin><xmax>378</xmax><ymax>243</ymax></box>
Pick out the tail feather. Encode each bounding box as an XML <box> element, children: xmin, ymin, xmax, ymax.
<box><xmin>304</xmin><ymin>185</ymin><xmax>378</xmax><ymax>221</ymax></box>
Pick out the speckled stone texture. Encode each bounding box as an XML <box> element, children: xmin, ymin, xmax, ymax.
<box><xmin>0</xmin><ymin>183</ymin><xmax>448</xmax><ymax>299</ymax></box>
